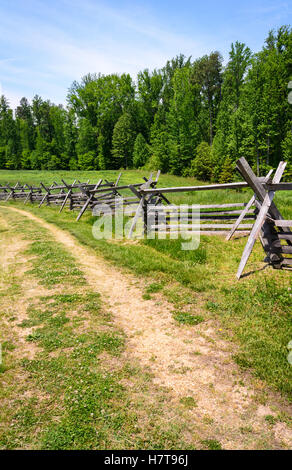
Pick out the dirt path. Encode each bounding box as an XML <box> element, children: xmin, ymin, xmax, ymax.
<box><xmin>0</xmin><ymin>234</ymin><xmax>42</xmax><ymax>361</ymax></box>
<box><xmin>1</xmin><ymin>206</ymin><xmax>292</xmax><ymax>449</ymax></box>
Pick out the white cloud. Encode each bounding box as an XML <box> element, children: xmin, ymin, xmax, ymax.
<box><xmin>0</xmin><ymin>0</ymin><xmax>211</xmax><ymax>108</ymax></box>
<box><xmin>1</xmin><ymin>88</ymin><xmax>23</xmax><ymax>110</ymax></box>
<box><xmin>5</xmin><ymin>0</ymin><xmax>280</xmax><ymax>108</ymax></box>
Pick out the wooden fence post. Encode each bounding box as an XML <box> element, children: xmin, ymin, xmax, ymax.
<box><xmin>236</xmin><ymin>161</ymin><xmax>287</xmax><ymax>279</ymax></box>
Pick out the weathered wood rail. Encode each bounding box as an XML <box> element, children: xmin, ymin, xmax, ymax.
<box><xmin>135</xmin><ymin>178</ymin><xmax>260</xmax><ymax>238</ymax></box>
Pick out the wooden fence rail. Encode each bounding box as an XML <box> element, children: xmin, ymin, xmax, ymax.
<box><xmin>135</xmin><ymin>177</ymin><xmax>262</xmax><ymax>238</ymax></box>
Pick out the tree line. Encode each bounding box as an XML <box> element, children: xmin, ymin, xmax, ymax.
<box><xmin>0</xmin><ymin>25</ymin><xmax>291</xmax><ymax>181</ymax></box>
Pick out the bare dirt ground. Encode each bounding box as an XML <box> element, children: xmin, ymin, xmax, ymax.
<box><xmin>1</xmin><ymin>206</ymin><xmax>292</xmax><ymax>449</ymax></box>
<box><xmin>0</xmin><ymin>233</ymin><xmax>44</xmax><ymax>361</ymax></box>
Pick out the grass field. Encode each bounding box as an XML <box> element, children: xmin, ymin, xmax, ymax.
<box><xmin>0</xmin><ymin>169</ymin><xmax>291</xmax><ymax>450</ymax></box>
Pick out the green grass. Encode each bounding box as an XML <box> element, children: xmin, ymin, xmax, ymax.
<box><xmin>265</xmin><ymin>415</ymin><xmax>277</xmax><ymax>426</ymax></box>
<box><xmin>144</xmin><ymin>238</ymin><xmax>207</xmax><ymax>265</ymax></box>
<box><xmin>201</xmin><ymin>439</ymin><xmax>223</xmax><ymax>450</ymax></box>
<box><xmin>173</xmin><ymin>311</ymin><xmax>204</xmax><ymax>326</ymax></box>
<box><xmin>145</xmin><ymin>282</ymin><xmax>164</xmax><ymax>294</ymax></box>
<box><xmin>26</xmin><ymin>240</ymin><xmax>85</xmax><ymax>287</ymax></box>
<box><xmin>179</xmin><ymin>397</ymin><xmax>198</xmax><ymax>408</ymax></box>
<box><xmin>206</xmin><ymin>277</ymin><xmax>292</xmax><ymax>396</ymax></box>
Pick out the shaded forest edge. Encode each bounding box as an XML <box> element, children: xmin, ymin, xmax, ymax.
<box><xmin>0</xmin><ymin>26</ymin><xmax>291</xmax><ymax>182</ymax></box>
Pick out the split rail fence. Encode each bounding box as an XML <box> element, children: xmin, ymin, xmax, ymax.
<box><xmin>132</xmin><ymin>158</ymin><xmax>291</xmax><ymax>277</ymax></box>
<box><xmin>0</xmin><ymin>172</ymin><xmax>162</xmax><ymax>221</ymax></box>
<box><xmin>0</xmin><ymin>157</ymin><xmax>291</xmax><ymax>278</ymax></box>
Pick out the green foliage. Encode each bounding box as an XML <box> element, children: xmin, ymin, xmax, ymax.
<box><xmin>212</xmin><ymin>41</ymin><xmax>252</xmax><ymax>171</ymax></box>
<box><xmin>78</xmin><ymin>151</ymin><xmax>97</xmax><ymax>171</ymax></box>
<box><xmin>0</xmin><ymin>146</ymin><xmax>6</xmax><ymax>168</ymax></box>
<box><xmin>149</xmin><ymin>108</ymin><xmax>170</xmax><ymax>173</ymax></box>
<box><xmin>0</xmin><ymin>26</ymin><xmax>291</xmax><ymax>176</ymax></box>
<box><xmin>111</xmin><ymin>113</ymin><xmax>136</xmax><ymax>169</ymax></box>
<box><xmin>47</xmin><ymin>155</ymin><xmax>62</xmax><ymax>170</ymax></box>
<box><xmin>187</xmin><ymin>142</ymin><xmax>213</xmax><ymax>181</ymax></box>
<box><xmin>68</xmin><ymin>73</ymin><xmax>135</xmax><ymax>169</ymax></box>
<box><xmin>133</xmin><ymin>133</ymin><xmax>150</xmax><ymax>168</ymax></box>
<box><xmin>137</xmin><ymin>69</ymin><xmax>164</xmax><ymax>131</ymax></box>
<box><xmin>144</xmin><ymin>153</ymin><xmax>161</xmax><ymax>171</ymax></box>
<box><xmin>20</xmin><ymin>149</ymin><xmax>31</xmax><ymax>169</ymax></box>
<box><xmin>167</xmin><ymin>66</ymin><xmax>199</xmax><ymax>174</ymax></box>
<box><xmin>219</xmin><ymin>156</ymin><xmax>234</xmax><ymax>183</ymax></box>
<box><xmin>281</xmin><ymin>130</ymin><xmax>292</xmax><ymax>164</ymax></box>
<box><xmin>191</xmin><ymin>51</ymin><xmax>223</xmax><ymax>144</ymax></box>
<box><xmin>76</xmin><ymin>118</ymin><xmax>97</xmax><ymax>168</ymax></box>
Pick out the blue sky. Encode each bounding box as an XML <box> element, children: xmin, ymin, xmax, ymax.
<box><xmin>0</xmin><ymin>0</ymin><xmax>291</xmax><ymax>108</ymax></box>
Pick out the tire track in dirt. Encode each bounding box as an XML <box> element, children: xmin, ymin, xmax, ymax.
<box><xmin>0</xmin><ymin>229</ymin><xmax>44</xmax><ymax>361</ymax></box>
<box><xmin>1</xmin><ymin>205</ymin><xmax>291</xmax><ymax>449</ymax></box>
